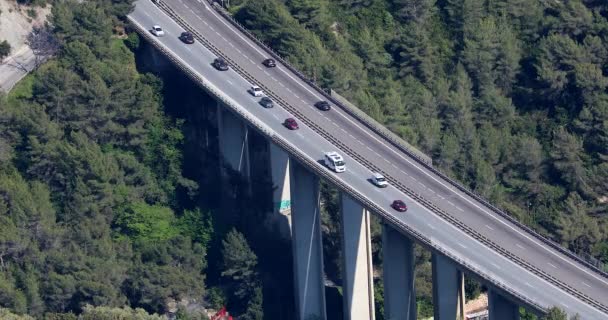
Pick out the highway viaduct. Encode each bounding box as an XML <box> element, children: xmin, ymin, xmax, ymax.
<box><xmin>127</xmin><ymin>0</ymin><xmax>608</xmax><ymax>319</ymax></box>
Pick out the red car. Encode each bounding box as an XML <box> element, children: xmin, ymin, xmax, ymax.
<box><xmin>391</xmin><ymin>200</ymin><xmax>408</xmax><ymax>212</ymax></box>
<box><xmin>284</xmin><ymin>118</ymin><xmax>299</xmax><ymax>130</ymax></box>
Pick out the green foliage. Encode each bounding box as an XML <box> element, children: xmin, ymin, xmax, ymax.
<box><xmin>220</xmin><ymin>229</ymin><xmax>263</xmax><ymax>317</ymax></box>
<box><xmin>79</xmin><ymin>304</ymin><xmax>164</xmax><ymax>320</ymax></box>
<box><xmin>114</xmin><ymin>202</ymin><xmax>179</xmax><ymax>242</ymax></box>
<box><xmin>0</xmin><ymin>40</ymin><xmax>11</xmax><ymax>60</ymax></box>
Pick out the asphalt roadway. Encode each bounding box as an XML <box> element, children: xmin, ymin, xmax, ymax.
<box><xmin>128</xmin><ymin>0</ymin><xmax>608</xmax><ymax>317</ymax></box>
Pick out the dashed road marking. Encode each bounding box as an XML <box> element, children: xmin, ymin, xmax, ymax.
<box><xmin>458</xmin><ymin>243</ymin><xmax>467</xmax><ymax>249</ymax></box>
<box><xmin>226</xmin><ymin>80</ymin><xmax>233</xmax><ymax>85</ymax></box>
<box><xmin>548</xmin><ymin>263</ymin><xmax>558</xmax><ymax>269</ymax></box>
<box><xmin>427</xmin><ymin>223</ymin><xmax>436</xmax><ymax>230</ymax></box>
<box><xmin>582</xmin><ymin>282</ymin><xmax>592</xmax><ymax>288</ymax></box>
<box><xmin>263</xmin><ymin>71</ymin><xmax>270</xmax><ymax>76</ymax></box>
<box><xmin>447</xmin><ymin>201</ymin><xmax>454</xmax><ymax>206</ymax></box>
<box><xmin>516</xmin><ymin>244</ymin><xmax>525</xmax><ymax>250</ymax></box>
<box><xmin>485</xmin><ymin>225</ymin><xmax>494</xmax><ymax>231</ymax></box>
<box><xmin>525</xmin><ymin>282</ymin><xmax>533</xmax><ymax>288</ymax></box>
<box><xmin>455</xmin><ymin>206</ymin><xmax>464</xmax><ymax>212</ymax></box>
<box><xmin>491</xmin><ymin>263</ymin><xmax>501</xmax><ymax>270</ymax></box>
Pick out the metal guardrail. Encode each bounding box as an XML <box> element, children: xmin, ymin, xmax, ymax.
<box><xmin>130</xmin><ymin>3</ymin><xmax>608</xmax><ymax>314</ymax></box>
<box><xmin>206</xmin><ymin>0</ymin><xmax>607</xmax><ymax>280</ymax></box>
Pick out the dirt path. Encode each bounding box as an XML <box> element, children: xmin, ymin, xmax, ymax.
<box><xmin>0</xmin><ymin>0</ymin><xmax>51</xmax><ymax>92</ymax></box>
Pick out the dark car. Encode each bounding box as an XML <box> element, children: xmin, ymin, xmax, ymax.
<box><xmin>314</xmin><ymin>100</ymin><xmax>331</xmax><ymax>111</ymax></box>
<box><xmin>259</xmin><ymin>97</ymin><xmax>274</xmax><ymax>108</ymax></box>
<box><xmin>391</xmin><ymin>200</ymin><xmax>408</xmax><ymax>212</ymax></box>
<box><xmin>179</xmin><ymin>31</ymin><xmax>195</xmax><ymax>44</ymax></box>
<box><xmin>213</xmin><ymin>58</ymin><xmax>229</xmax><ymax>71</ymax></box>
<box><xmin>284</xmin><ymin>118</ymin><xmax>299</xmax><ymax>130</ymax></box>
<box><xmin>262</xmin><ymin>58</ymin><xmax>276</xmax><ymax>67</ymax></box>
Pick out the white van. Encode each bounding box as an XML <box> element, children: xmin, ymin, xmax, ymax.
<box><xmin>324</xmin><ymin>152</ymin><xmax>345</xmax><ymax>173</ymax></box>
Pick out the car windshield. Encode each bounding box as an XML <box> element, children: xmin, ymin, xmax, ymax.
<box><xmin>253</xmin><ymin>87</ymin><xmax>261</xmax><ymax>91</ymax></box>
<box><xmin>376</xmin><ymin>177</ymin><xmax>386</xmax><ymax>182</ymax></box>
<box><xmin>154</xmin><ymin>27</ymin><xmax>162</xmax><ymax>31</ymax></box>
<box><xmin>335</xmin><ymin>161</ymin><xmax>345</xmax><ymax>166</ymax></box>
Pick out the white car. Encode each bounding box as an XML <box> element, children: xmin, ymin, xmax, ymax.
<box><xmin>324</xmin><ymin>152</ymin><xmax>345</xmax><ymax>173</ymax></box>
<box><xmin>371</xmin><ymin>172</ymin><xmax>388</xmax><ymax>188</ymax></box>
<box><xmin>151</xmin><ymin>25</ymin><xmax>165</xmax><ymax>37</ymax></box>
<box><xmin>249</xmin><ymin>85</ymin><xmax>263</xmax><ymax>97</ymax></box>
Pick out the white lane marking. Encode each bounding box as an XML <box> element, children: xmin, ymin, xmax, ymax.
<box><xmin>257</xmin><ymin>65</ymin><xmax>262</xmax><ymax>70</ymax></box>
<box><xmin>525</xmin><ymin>282</ymin><xmax>533</xmax><ymax>287</ymax></box>
<box><xmin>279</xmin><ymin>82</ymin><xmax>285</xmax><ymax>87</ymax></box>
<box><xmin>183</xmin><ymin>4</ymin><xmax>189</xmax><ymax>9</ymax></box>
<box><xmin>485</xmin><ymin>225</ymin><xmax>494</xmax><ymax>231</ymax></box>
<box><xmin>263</xmin><ymin>71</ymin><xmax>270</xmax><ymax>76</ymax></box>
<box><xmin>548</xmin><ymin>263</ymin><xmax>558</xmax><ymax>269</ymax></box>
<box><xmin>209</xmin><ymin>26</ymin><xmax>215</xmax><ymax>31</ymax></box>
<box><xmin>226</xmin><ymin>80</ymin><xmax>233</xmax><ymax>85</ymax></box>
<box><xmin>491</xmin><ymin>263</ymin><xmax>502</xmax><ymax>270</ymax></box>
<box><xmin>271</xmin><ymin>77</ymin><xmax>278</xmax><ymax>82</ymax></box>
<box><xmin>286</xmin><ymin>88</ymin><xmax>292</xmax><ymax>93</ymax></box>
<box><xmin>560</xmin><ymin>302</ymin><xmax>569</xmax><ymax>309</ymax></box>
<box><xmin>228</xmin><ymin>42</ymin><xmax>234</xmax><ymax>47</ymax></box>
<box><xmin>143</xmin><ymin>11</ymin><xmax>152</xmax><ymax>19</ymax></box>
<box><xmin>243</xmin><ymin>54</ymin><xmax>249</xmax><ymax>59</ymax></box>
<box><xmin>437</xmin><ymin>195</ymin><xmax>445</xmax><ymax>199</ymax></box>
<box><xmin>154</xmin><ymin>0</ymin><xmax>608</xmax><ymax>289</ymax></box>
<box><xmin>427</xmin><ymin>223</ymin><xmax>436</xmax><ymax>230</ymax></box>
<box><xmin>458</xmin><ymin>243</ymin><xmax>467</xmax><ymax>249</ymax></box>
<box><xmin>516</xmin><ymin>244</ymin><xmax>525</xmax><ymax>250</ymax></box>
<box><xmin>582</xmin><ymin>282</ymin><xmax>592</xmax><ymax>288</ymax></box>
<box><xmin>236</xmin><ymin>48</ymin><xmax>241</xmax><ymax>53</ymax></box>
<box><xmin>203</xmin><ymin>21</ymin><xmax>208</xmax><ymax>25</ymax></box>
<box><xmin>455</xmin><ymin>206</ymin><xmax>464</xmax><ymax>212</ymax></box>
<box><xmin>196</xmin><ymin>16</ymin><xmax>203</xmax><ymax>21</ymax></box>
<box><xmin>447</xmin><ymin>201</ymin><xmax>455</xmax><ymax>206</ymax></box>
<box><xmin>294</xmin><ymin>94</ymin><xmax>300</xmax><ymax>99</ymax></box>
<box><xmin>427</xmin><ymin>189</ymin><xmax>435</xmax><ymax>194</ymax></box>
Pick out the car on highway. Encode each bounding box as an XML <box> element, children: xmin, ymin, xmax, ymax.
<box><xmin>370</xmin><ymin>172</ymin><xmax>388</xmax><ymax>188</ymax></box>
<box><xmin>249</xmin><ymin>85</ymin><xmax>264</xmax><ymax>97</ymax></box>
<box><xmin>179</xmin><ymin>31</ymin><xmax>195</xmax><ymax>44</ymax></box>
<box><xmin>391</xmin><ymin>200</ymin><xmax>408</xmax><ymax>212</ymax></box>
<box><xmin>324</xmin><ymin>152</ymin><xmax>345</xmax><ymax>173</ymax></box>
<box><xmin>284</xmin><ymin>118</ymin><xmax>299</xmax><ymax>130</ymax></box>
<box><xmin>151</xmin><ymin>25</ymin><xmax>165</xmax><ymax>37</ymax></box>
<box><xmin>314</xmin><ymin>100</ymin><xmax>331</xmax><ymax>111</ymax></box>
<box><xmin>259</xmin><ymin>97</ymin><xmax>274</xmax><ymax>108</ymax></box>
<box><xmin>263</xmin><ymin>58</ymin><xmax>276</xmax><ymax>67</ymax></box>
<box><xmin>213</xmin><ymin>58</ymin><xmax>229</xmax><ymax>71</ymax></box>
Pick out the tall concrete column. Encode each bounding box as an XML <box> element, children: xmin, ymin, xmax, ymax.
<box><xmin>217</xmin><ymin>102</ymin><xmax>250</xmax><ymax>178</ymax></box>
<box><xmin>269</xmin><ymin>143</ymin><xmax>292</xmax><ymax>238</ymax></box>
<box><xmin>290</xmin><ymin>161</ymin><xmax>326</xmax><ymax>320</ymax></box>
<box><xmin>340</xmin><ymin>194</ymin><xmax>375</xmax><ymax>320</ymax></box>
<box><xmin>383</xmin><ymin>225</ymin><xmax>416</xmax><ymax>320</ymax></box>
<box><xmin>489</xmin><ymin>290</ymin><xmax>519</xmax><ymax>320</ymax></box>
<box><xmin>432</xmin><ymin>253</ymin><xmax>466</xmax><ymax>320</ymax></box>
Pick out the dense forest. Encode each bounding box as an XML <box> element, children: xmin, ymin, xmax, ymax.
<box><xmin>228</xmin><ymin>0</ymin><xmax>608</xmax><ymax>270</ymax></box>
<box><xmin>0</xmin><ymin>0</ymin><xmax>606</xmax><ymax>319</ymax></box>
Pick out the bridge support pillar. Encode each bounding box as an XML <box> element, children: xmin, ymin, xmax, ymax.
<box><xmin>432</xmin><ymin>253</ymin><xmax>465</xmax><ymax>320</ymax></box>
<box><xmin>269</xmin><ymin>143</ymin><xmax>292</xmax><ymax>238</ymax></box>
<box><xmin>217</xmin><ymin>102</ymin><xmax>250</xmax><ymax>179</ymax></box>
<box><xmin>290</xmin><ymin>161</ymin><xmax>326</xmax><ymax>320</ymax></box>
<box><xmin>340</xmin><ymin>194</ymin><xmax>375</xmax><ymax>320</ymax></box>
<box><xmin>489</xmin><ymin>290</ymin><xmax>519</xmax><ymax>320</ymax></box>
<box><xmin>383</xmin><ymin>225</ymin><xmax>416</xmax><ymax>320</ymax></box>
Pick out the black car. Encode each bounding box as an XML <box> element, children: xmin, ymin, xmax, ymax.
<box><xmin>179</xmin><ymin>31</ymin><xmax>194</xmax><ymax>44</ymax></box>
<box><xmin>213</xmin><ymin>58</ymin><xmax>229</xmax><ymax>71</ymax></box>
<box><xmin>314</xmin><ymin>100</ymin><xmax>331</xmax><ymax>111</ymax></box>
<box><xmin>259</xmin><ymin>97</ymin><xmax>274</xmax><ymax>108</ymax></box>
<box><xmin>262</xmin><ymin>58</ymin><xmax>276</xmax><ymax>67</ymax></box>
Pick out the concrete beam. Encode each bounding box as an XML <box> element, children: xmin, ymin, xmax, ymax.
<box><xmin>432</xmin><ymin>253</ymin><xmax>465</xmax><ymax>320</ymax></box>
<box><xmin>290</xmin><ymin>161</ymin><xmax>326</xmax><ymax>320</ymax></box>
<box><xmin>382</xmin><ymin>225</ymin><xmax>416</xmax><ymax>320</ymax></box>
<box><xmin>269</xmin><ymin>142</ymin><xmax>292</xmax><ymax>238</ymax></box>
<box><xmin>489</xmin><ymin>290</ymin><xmax>520</xmax><ymax>320</ymax></box>
<box><xmin>340</xmin><ymin>194</ymin><xmax>375</xmax><ymax>320</ymax></box>
<box><xmin>217</xmin><ymin>102</ymin><xmax>250</xmax><ymax>178</ymax></box>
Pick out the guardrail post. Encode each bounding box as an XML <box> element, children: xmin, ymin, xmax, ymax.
<box><xmin>432</xmin><ymin>253</ymin><xmax>466</xmax><ymax>320</ymax></box>
<box><xmin>269</xmin><ymin>142</ymin><xmax>292</xmax><ymax>238</ymax></box>
<box><xmin>489</xmin><ymin>290</ymin><xmax>520</xmax><ymax>320</ymax></box>
<box><xmin>383</xmin><ymin>225</ymin><xmax>416</xmax><ymax>320</ymax></box>
<box><xmin>340</xmin><ymin>194</ymin><xmax>375</xmax><ymax>320</ymax></box>
<box><xmin>217</xmin><ymin>101</ymin><xmax>250</xmax><ymax>180</ymax></box>
<box><xmin>290</xmin><ymin>161</ymin><xmax>327</xmax><ymax>320</ymax></box>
